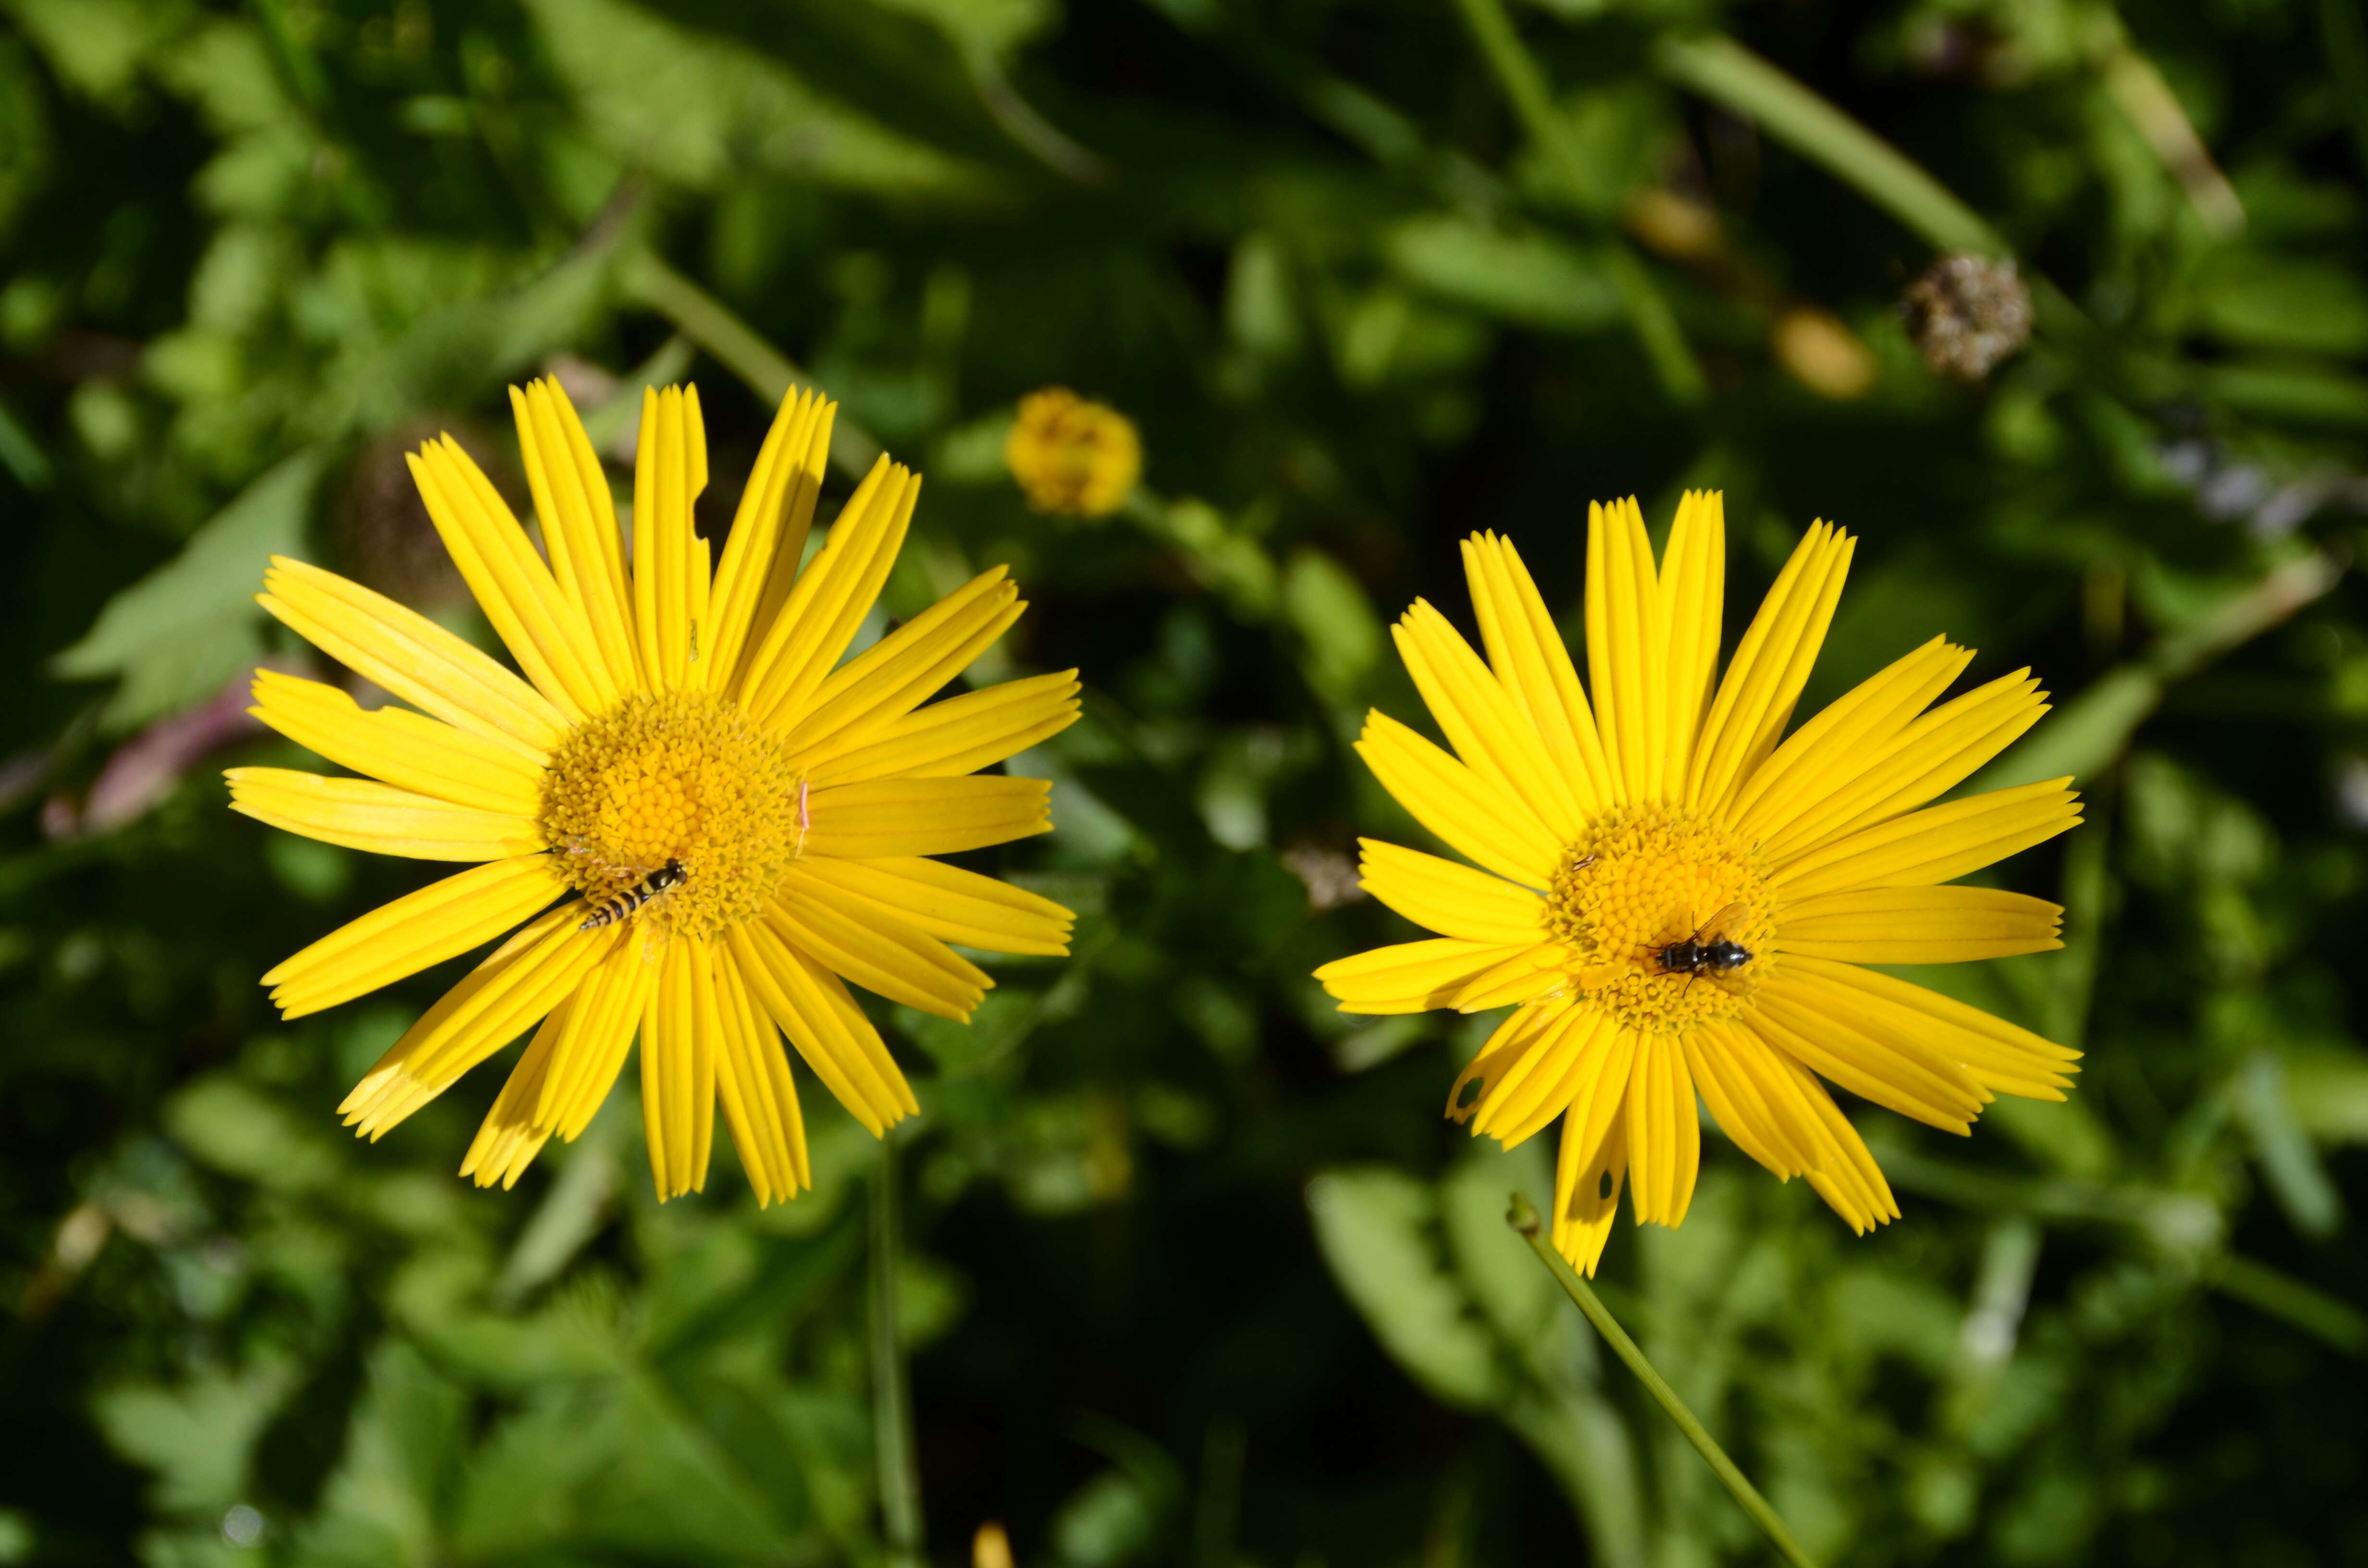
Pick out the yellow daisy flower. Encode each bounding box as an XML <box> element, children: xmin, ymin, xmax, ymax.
<box><xmin>1004</xmin><ymin>387</ymin><xmax>1141</xmax><ymax>517</ymax></box>
<box><xmin>229</xmin><ymin>380</ymin><xmax>1081</xmax><ymax>1202</ymax></box>
<box><xmin>1316</xmin><ymin>494</ymin><xmax>2081</xmax><ymax>1274</ymax></box>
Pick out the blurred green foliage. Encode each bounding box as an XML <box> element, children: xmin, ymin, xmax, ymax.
<box><xmin>5</xmin><ymin>0</ymin><xmax>2368</xmax><ymax>1564</ymax></box>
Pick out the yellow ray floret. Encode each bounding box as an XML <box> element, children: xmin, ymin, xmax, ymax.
<box><xmin>1317</xmin><ymin>492</ymin><xmax>2081</xmax><ymax>1273</ymax></box>
<box><xmin>232</xmin><ymin>378</ymin><xmax>1077</xmax><ymax>1204</ymax></box>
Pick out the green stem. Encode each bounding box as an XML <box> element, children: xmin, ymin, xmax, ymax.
<box><xmin>1651</xmin><ymin>33</ymin><xmax>2000</xmax><ymax>257</ymax></box>
<box><xmin>618</xmin><ymin>249</ymin><xmax>885</xmax><ymax>478</ymax></box>
<box><xmin>1600</xmin><ymin>243</ymin><xmax>1709</xmax><ymax>406</ymax></box>
<box><xmin>1448</xmin><ymin>0</ymin><xmax>1707</xmax><ymax>404</ymax></box>
<box><xmin>1449</xmin><ymin>0</ymin><xmax>1563</xmax><ymax>155</ymax></box>
<box><xmin>872</xmin><ymin>1137</ymin><xmax>926</xmax><ymax>1568</ymax></box>
<box><xmin>1506</xmin><ymin>1194</ymin><xmax>1820</xmax><ymax>1568</ymax></box>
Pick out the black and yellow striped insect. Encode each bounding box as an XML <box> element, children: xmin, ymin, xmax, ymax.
<box><xmin>579</xmin><ymin>859</ymin><xmax>687</xmax><ymax>931</ymax></box>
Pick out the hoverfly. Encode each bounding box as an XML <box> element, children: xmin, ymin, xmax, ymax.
<box><xmin>1650</xmin><ymin>902</ymin><xmax>1754</xmax><ymax>980</ymax></box>
<box><xmin>580</xmin><ymin>858</ymin><xmax>687</xmax><ymax>931</ymax></box>
<box><xmin>1575</xmin><ymin>902</ymin><xmax>1755</xmax><ymax>992</ymax></box>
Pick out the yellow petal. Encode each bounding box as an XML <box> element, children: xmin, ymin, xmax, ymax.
<box><xmin>1685</xmin><ymin>522</ymin><xmax>1854</xmax><ymax>814</ymax></box>
<box><xmin>1356</xmin><ymin>839</ymin><xmax>1546</xmax><ymax>945</ymax></box>
<box><xmin>1448</xmin><ymin>1003</ymin><xmax>1555</xmax><ymax>1125</ymax></box>
<box><xmin>706</xmin><ymin>388</ymin><xmax>833</xmax><ymax>694</ymax></box>
<box><xmin>1353</xmin><ymin>711</ymin><xmax>1562</xmax><ymax>886</ymax></box>
<box><xmin>726</xmin><ymin>918</ymin><xmax>917</xmax><ymax>1133</ymax></box>
<box><xmin>772</xmin><ymin>880</ymin><xmax>992</xmax><ymax>1022</ymax></box>
<box><xmin>340</xmin><ymin>908</ymin><xmax>617</xmax><ymax>1139</ymax></box>
<box><xmin>1474</xmin><ymin>1004</ymin><xmax>1618</xmax><ymax>1147</ymax></box>
<box><xmin>1654</xmin><ymin>490</ymin><xmax>1726</xmax><ymax>796</ymax></box>
<box><xmin>537</xmin><ymin>936</ymin><xmax>661</xmax><ymax>1141</ymax></box>
<box><xmin>1461</xmin><ymin>531</ymin><xmax>1616</xmax><ymax>812</ymax></box>
<box><xmin>1624</xmin><ymin>1031</ymin><xmax>1701</xmax><ymax>1225</ymax></box>
<box><xmin>262</xmin><ymin>853</ymin><xmax>569</xmax><ymax>1018</ymax></box>
<box><xmin>408</xmin><ymin>436</ymin><xmax>619</xmax><ymax>717</ymax></box>
<box><xmin>249</xmin><ymin>669</ymin><xmax>545</xmax><ymax>817</ymax></box>
<box><xmin>1776</xmin><ymin>886</ymin><xmax>2064</xmax><ymax>965</ymax></box>
<box><xmin>1394</xmin><ymin>601</ymin><xmax>1588</xmax><ymax>838</ymax></box>
<box><xmin>1755</xmin><ymin>670</ymin><xmax>2048</xmax><ymax>861</ymax></box>
<box><xmin>787</xmin><ymin>856</ymin><xmax>1074</xmax><ymax>956</ymax></box>
<box><xmin>1774</xmin><ymin>1052</ymin><xmax>1900</xmax><ymax>1234</ymax></box>
<box><xmin>1774</xmin><ymin>777</ymin><xmax>2083</xmax><ymax>899</ymax></box>
<box><xmin>738</xmin><ymin>457</ymin><xmax>918</xmax><ymax>724</ymax></box>
<box><xmin>1314</xmin><ymin>937</ymin><xmax>1542</xmax><ymax>1015</ymax></box>
<box><xmin>800</xmin><ymin>672</ymin><xmax>1083</xmax><ymax>788</ymax></box>
<box><xmin>630</xmin><ymin>386</ymin><xmax>713</xmax><ymax>692</ymax></box>
<box><xmin>511</xmin><ymin>378</ymin><xmax>640</xmax><ymax>690</ymax></box>
<box><xmin>710</xmin><ymin>939</ymin><xmax>810</xmax><ymax>1204</ymax></box>
<box><xmin>1748</xmin><ymin>978</ymin><xmax>1986</xmax><ymax>1132</ymax></box>
<box><xmin>460</xmin><ymin>994</ymin><xmax>571</xmax><ymax>1191</ymax></box>
<box><xmin>1730</xmin><ymin>635</ymin><xmax>1970</xmax><ymax>841</ymax></box>
<box><xmin>1779</xmin><ymin>954</ymin><xmax>2080</xmax><ymax>1099</ymax></box>
<box><xmin>227</xmin><ymin>767</ymin><xmax>545</xmax><ymax>861</ymax></box>
<box><xmin>259</xmin><ymin>556</ymin><xmax>565</xmax><ymax>758</ymax></box>
<box><xmin>1552</xmin><ymin>1100</ymin><xmax>1629</xmax><ymax>1276</ymax></box>
<box><xmin>1447</xmin><ymin>943</ymin><xmax>1570</xmax><ymax>1012</ymax></box>
<box><xmin>1684</xmin><ymin>1021</ymin><xmax>1813</xmax><ymax>1179</ymax></box>
<box><xmin>800</xmin><ymin>776</ymin><xmax>1051</xmax><ymax>858</ymax></box>
<box><xmin>640</xmin><ymin>934</ymin><xmax>716</xmax><ymax>1199</ymax></box>
<box><xmin>1584</xmin><ymin>497</ymin><xmax>1665</xmax><ymax>803</ymax></box>
<box><xmin>782</xmin><ymin>568</ymin><xmax>1023</xmax><ymax>752</ymax></box>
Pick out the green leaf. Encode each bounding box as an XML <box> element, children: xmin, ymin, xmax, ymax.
<box><xmin>51</xmin><ymin>446</ymin><xmax>327</xmax><ymax>730</ymax></box>
<box><xmin>1305</xmin><ymin>1166</ymin><xmax>1503</xmax><ymax>1408</ymax></box>
<box><xmin>865</xmin><ymin>0</ymin><xmax>1055</xmax><ymax>57</ymax></box>
<box><xmin>2232</xmin><ymin>1051</ymin><xmax>2345</xmax><ymax>1238</ymax></box>
<box><xmin>523</xmin><ymin>0</ymin><xmax>999</xmax><ymax>198</ymax></box>
<box><xmin>453</xmin><ymin>1374</ymin><xmax>800</xmax><ymax>1562</ymax></box>
<box><xmin>296</xmin><ymin>1343</ymin><xmax>468</xmax><ymax>1568</ymax></box>
<box><xmin>1385</xmin><ymin>215</ymin><xmax>1623</xmax><ymax>333</ymax></box>
<box><xmin>2286</xmin><ymin>1046</ymin><xmax>2368</xmax><ymax>1143</ymax></box>
<box><xmin>95</xmin><ymin>1363</ymin><xmax>297</xmax><ymax>1516</ymax></box>
<box><xmin>2205</xmin><ymin>361</ymin><xmax>2368</xmax><ymax>427</ymax></box>
<box><xmin>1282</xmin><ymin>548</ymin><xmax>1384</xmax><ymax>704</ymax></box>
<box><xmin>1052</xmin><ymin>1470</ymin><xmax>1156</xmax><ymax>1568</ymax></box>
<box><xmin>1438</xmin><ymin>1140</ymin><xmax>1559</xmax><ymax>1362</ymax></box>
<box><xmin>4</xmin><ymin>0</ymin><xmax>185</xmax><ymax>105</ymax></box>
<box><xmin>0</xmin><ymin>36</ymin><xmax>52</xmax><ymax>241</ymax></box>
<box><xmin>2194</xmin><ymin>252</ymin><xmax>2368</xmax><ymax>355</ymax></box>
<box><xmin>163</xmin><ymin>1074</ymin><xmax>343</xmax><ymax>1191</ymax></box>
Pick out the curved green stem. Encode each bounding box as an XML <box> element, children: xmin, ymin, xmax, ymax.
<box><xmin>873</xmin><ymin>1138</ymin><xmax>926</xmax><ymax>1568</ymax></box>
<box><xmin>1507</xmin><ymin>1194</ymin><xmax>1820</xmax><ymax>1568</ymax></box>
<box><xmin>1650</xmin><ymin>33</ymin><xmax>1999</xmax><ymax>257</ymax></box>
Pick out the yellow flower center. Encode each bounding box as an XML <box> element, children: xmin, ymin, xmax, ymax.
<box><xmin>539</xmin><ymin>690</ymin><xmax>800</xmax><ymax>940</ymax></box>
<box><xmin>1545</xmin><ymin>804</ymin><xmax>1775</xmax><ymax>1033</ymax></box>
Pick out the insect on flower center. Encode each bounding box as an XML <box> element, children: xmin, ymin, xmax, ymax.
<box><xmin>539</xmin><ymin>690</ymin><xmax>801</xmax><ymax>940</ymax></box>
<box><xmin>1544</xmin><ymin>804</ymin><xmax>1775</xmax><ymax>1033</ymax></box>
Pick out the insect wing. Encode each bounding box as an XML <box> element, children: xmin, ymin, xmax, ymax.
<box><xmin>1695</xmin><ymin>902</ymin><xmax>1753</xmax><ymax>943</ymax></box>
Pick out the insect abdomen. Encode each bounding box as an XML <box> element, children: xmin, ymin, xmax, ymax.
<box><xmin>580</xmin><ymin>859</ymin><xmax>687</xmax><ymax>931</ymax></box>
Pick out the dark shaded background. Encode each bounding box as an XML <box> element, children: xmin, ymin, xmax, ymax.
<box><xmin>4</xmin><ymin>0</ymin><xmax>2368</xmax><ymax>1563</ymax></box>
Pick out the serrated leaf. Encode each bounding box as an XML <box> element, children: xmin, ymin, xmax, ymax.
<box><xmin>52</xmin><ymin>447</ymin><xmax>326</xmax><ymax>730</ymax></box>
<box><xmin>1306</xmin><ymin>1166</ymin><xmax>1502</xmax><ymax>1408</ymax></box>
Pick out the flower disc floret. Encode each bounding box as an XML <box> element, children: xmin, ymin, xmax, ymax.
<box><xmin>1545</xmin><ymin>805</ymin><xmax>1775</xmax><ymax>1032</ymax></box>
<box><xmin>540</xmin><ymin>690</ymin><xmax>798</xmax><ymax>940</ymax></box>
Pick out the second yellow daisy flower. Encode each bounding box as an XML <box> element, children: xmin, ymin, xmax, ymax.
<box><xmin>1317</xmin><ymin>494</ymin><xmax>2081</xmax><ymax>1273</ymax></box>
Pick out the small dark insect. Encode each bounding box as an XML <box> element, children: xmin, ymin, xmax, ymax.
<box><xmin>1652</xmin><ymin>902</ymin><xmax>1754</xmax><ymax>978</ymax></box>
<box><xmin>580</xmin><ymin>859</ymin><xmax>687</xmax><ymax>931</ymax></box>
